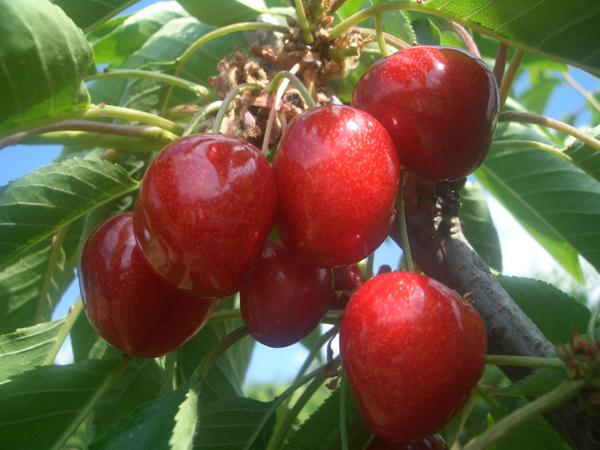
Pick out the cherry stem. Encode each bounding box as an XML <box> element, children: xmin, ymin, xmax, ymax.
<box><xmin>207</xmin><ymin>309</ymin><xmax>242</xmax><ymax>322</ymax></box>
<box><xmin>490</xmin><ymin>140</ymin><xmax>570</xmax><ymax>162</ymax></box>
<box><xmin>293</xmin><ymin>326</ymin><xmax>339</xmax><ymax>387</ymax></box>
<box><xmin>212</xmin><ymin>83</ymin><xmax>263</xmax><ymax>134</ymax></box>
<box><xmin>268</xmin><ymin>71</ymin><xmax>317</xmax><ymax>108</ymax></box>
<box><xmin>396</xmin><ymin>173</ymin><xmax>415</xmax><ymax>272</ymax></box>
<box><xmin>463</xmin><ymin>379</ymin><xmax>584</xmax><ymax>450</ymax></box>
<box><xmin>499</xmin><ymin>49</ymin><xmax>524</xmax><ymax>106</ymax></box>
<box><xmin>485</xmin><ymin>354</ymin><xmax>564</xmax><ymax>370</ymax></box>
<box><xmin>450</xmin><ymin>21</ymin><xmax>480</xmax><ymax>58</ymax></box>
<box><xmin>357</xmin><ymin>27</ymin><xmax>410</xmax><ymax>49</ymax></box>
<box><xmin>330</xmin><ymin>0</ymin><xmax>349</xmax><ymax>15</ymax></box>
<box><xmin>161</xmin><ymin>22</ymin><xmax>288</xmax><ymax>113</ymax></box>
<box><xmin>0</xmin><ymin>120</ymin><xmax>177</xmax><ymax>151</ymax></box>
<box><xmin>493</xmin><ymin>44</ymin><xmax>508</xmax><ymax>86</ymax></box>
<box><xmin>43</xmin><ymin>297</ymin><xmax>83</xmax><ymax>365</ymax></box>
<box><xmin>183</xmin><ymin>100</ymin><xmax>223</xmax><ymax>137</ymax></box>
<box><xmin>294</xmin><ymin>0</ymin><xmax>314</xmax><ymax>44</ymax></box>
<box><xmin>86</xmin><ymin>68</ymin><xmax>210</xmax><ymax>99</ymax></box>
<box><xmin>499</xmin><ymin>111</ymin><xmax>600</xmax><ymax>153</ymax></box>
<box><xmin>563</xmin><ymin>72</ymin><xmax>600</xmax><ymax>113</ymax></box>
<box><xmin>85</xmin><ymin>104</ymin><xmax>184</xmax><ymax>135</ymax></box>
<box><xmin>339</xmin><ymin>374</ymin><xmax>350</xmax><ymax>450</ymax></box>
<box><xmin>192</xmin><ymin>326</ymin><xmax>249</xmax><ymax>384</ymax></box>
<box><xmin>375</xmin><ymin>14</ymin><xmax>389</xmax><ymax>56</ymax></box>
<box><xmin>366</xmin><ymin>253</ymin><xmax>375</xmax><ymax>278</ymax></box>
<box><xmin>450</xmin><ymin>394</ymin><xmax>478</xmax><ymax>449</ymax></box>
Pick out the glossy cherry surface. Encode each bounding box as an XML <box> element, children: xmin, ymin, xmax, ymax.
<box><xmin>352</xmin><ymin>46</ymin><xmax>499</xmax><ymax>181</ymax></box>
<box><xmin>133</xmin><ymin>134</ymin><xmax>277</xmax><ymax>297</ymax></box>
<box><xmin>340</xmin><ymin>272</ymin><xmax>486</xmax><ymax>443</ymax></box>
<box><xmin>79</xmin><ymin>213</ymin><xmax>216</xmax><ymax>358</ymax></box>
<box><xmin>368</xmin><ymin>434</ymin><xmax>448</xmax><ymax>450</ymax></box>
<box><xmin>240</xmin><ymin>240</ymin><xmax>332</xmax><ymax>347</ymax></box>
<box><xmin>274</xmin><ymin>105</ymin><xmax>400</xmax><ymax>268</ymax></box>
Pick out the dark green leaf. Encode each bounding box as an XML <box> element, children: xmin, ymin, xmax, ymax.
<box><xmin>499</xmin><ymin>368</ymin><xmax>565</xmax><ymax>398</ymax></box>
<box><xmin>460</xmin><ymin>181</ymin><xmax>503</xmax><ymax>272</ymax></box>
<box><xmin>177</xmin><ymin>0</ymin><xmax>266</xmax><ymax>26</ymax></box>
<box><xmin>564</xmin><ymin>125</ymin><xmax>600</xmax><ymax>184</ymax></box>
<box><xmin>0</xmin><ymin>0</ymin><xmax>92</xmax><ymax>136</ymax></box>
<box><xmin>424</xmin><ymin>0</ymin><xmax>600</xmax><ymax>75</ymax></box>
<box><xmin>412</xmin><ymin>18</ymin><xmax>441</xmax><ymax>45</ymax></box>
<box><xmin>518</xmin><ymin>74</ymin><xmax>562</xmax><ymax>114</ymax></box>
<box><xmin>52</xmin><ymin>0</ymin><xmax>137</xmax><ymax>32</ymax></box>
<box><xmin>0</xmin><ymin>158</ymin><xmax>139</xmax><ymax>271</ymax></box>
<box><xmin>0</xmin><ymin>359</ymin><xmax>125</xmax><ymax>450</ymax></box>
<box><xmin>0</xmin><ymin>319</ymin><xmax>65</xmax><ymax>382</ymax></box>
<box><xmin>496</xmin><ymin>416</ymin><xmax>568</xmax><ymax>450</ymax></box>
<box><xmin>499</xmin><ymin>276</ymin><xmax>590</xmax><ymax>344</ymax></box>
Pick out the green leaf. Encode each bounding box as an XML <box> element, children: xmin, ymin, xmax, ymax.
<box><xmin>518</xmin><ymin>73</ymin><xmax>562</xmax><ymax>115</ymax></box>
<box><xmin>460</xmin><ymin>181</ymin><xmax>503</xmax><ymax>272</ymax></box>
<box><xmin>371</xmin><ymin>1</ymin><xmax>416</xmax><ymax>44</ymax></box>
<box><xmin>412</xmin><ymin>18</ymin><xmax>441</xmax><ymax>45</ymax></box>
<box><xmin>496</xmin><ymin>416</ymin><xmax>568</xmax><ymax>450</ymax></box>
<box><xmin>335</xmin><ymin>0</ymin><xmax>365</xmax><ymax>21</ymax></box>
<box><xmin>499</xmin><ymin>276</ymin><xmax>590</xmax><ymax>344</ymax></box>
<box><xmin>0</xmin><ymin>0</ymin><xmax>92</xmax><ymax>137</ymax></box>
<box><xmin>177</xmin><ymin>0</ymin><xmax>266</xmax><ymax>26</ymax></box>
<box><xmin>476</xmin><ymin>121</ymin><xmax>600</xmax><ymax>281</ymax></box>
<box><xmin>424</xmin><ymin>0</ymin><xmax>600</xmax><ymax>75</ymax></box>
<box><xmin>53</xmin><ymin>0</ymin><xmax>137</xmax><ymax>32</ymax></box>
<box><xmin>169</xmin><ymin>388</ymin><xmax>199</xmax><ymax>450</ymax></box>
<box><xmin>0</xmin><ymin>358</ymin><xmax>127</xmax><ymax>450</ymax></box>
<box><xmin>92</xmin><ymin>2</ymin><xmax>187</xmax><ymax>66</ymax></box>
<box><xmin>0</xmin><ymin>158</ymin><xmax>139</xmax><ymax>271</ymax></box>
<box><xmin>284</xmin><ymin>388</ymin><xmax>372</xmax><ymax>450</ymax></box>
<box><xmin>564</xmin><ymin>125</ymin><xmax>600</xmax><ymax>184</ymax></box>
<box><xmin>0</xmin><ymin>319</ymin><xmax>65</xmax><ymax>383</ymax></box>
<box><xmin>500</xmin><ymin>368</ymin><xmax>565</xmax><ymax>398</ymax></box>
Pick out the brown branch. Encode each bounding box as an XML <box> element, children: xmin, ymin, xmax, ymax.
<box><xmin>390</xmin><ymin>174</ymin><xmax>600</xmax><ymax>450</ymax></box>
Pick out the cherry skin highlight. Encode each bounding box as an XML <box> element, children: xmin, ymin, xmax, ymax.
<box><xmin>274</xmin><ymin>105</ymin><xmax>400</xmax><ymax>268</ymax></box>
<box><xmin>367</xmin><ymin>434</ymin><xmax>448</xmax><ymax>450</ymax></box>
<box><xmin>340</xmin><ymin>272</ymin><xmax>486</xmax><ymax>444</ymax></box>
<box><xmin>352</xmin><ymin>45</ymin><xmax>499</xmax><ymax>181</ymax></box>
<box><xmin>240</xmin><ymin>240</ymin><xmax>332</xmax><ymax>347</ymax></box>
<box><xmin>79</xmin><ymin>213</ymin><xmax>216</xmax><ymax>358</ymax></box>
<box><xmin>133</xmin><ymin>134</ymin><xmax>277</xmax><ymax>298</ymax></box>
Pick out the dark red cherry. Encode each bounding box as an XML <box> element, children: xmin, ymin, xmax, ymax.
<box><xmin>340</xmin><ymin>272</ymin><xmax>486</xmax><ymax>444</ymax></box>
<box><xmin>367</xmin><ymin>434</ymin><xmax>448</xmax><ymax>450</ymax></box>
<box><xmin>79</xmin><ymin>213</ymin><xmax>216</xmax><ymax>358</ymax></box>
<box><xmin>352</xmin><ymin>46</ymin><xmax>499</xmax><ymax>180</ymax></box>
<box><xmin>333</xmin><ymin>265</ymin><xmax>363</xmax><ymax>291</ymax></box>
<box><xmin>133</xmin><ymin>134</ymin><xmax>277</xmax><ymax>298</ymax></box>
<box><xmin>240</xmin><ymin>240</ymin><xmax>332</xmax><ymax>347</ymax></box>
<box><xmin>274</xmin><ymin>105</ymin><xmax>400</xmax><ymax>268</ymax></box>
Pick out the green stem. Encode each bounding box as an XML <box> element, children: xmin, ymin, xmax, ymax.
<box><xmin>473</xmin><ymin>385</ymin><xmax>505</xmax><ymax>416</ymax></box>
<box><xmin>192</xmin><ymin>326</ymin><xmax>249</xmax><ymax>384</ymax></box>
<box><xmin>463</xmin><ymin>379</ymin><xmax>584</xmax><ymax>450</ymax></box>
<box><xmin>293</xmin><ymin>326</ymin><xmax>339</xmax><ymax>386</ymax></box>
<box><xmin>499</xmin><ymin>50</ymin><xmax>524</xmax><ymax>106</ymax></box>
<box><xmin>366</xmin><ymin>253</ymin><xmax>375</xmax><ymax>278</ymax></box>
<box><xmin>449</xmin><ymin>21</ymin><xmax>480</xmax><ymax>57</ymax></box>
<box><xmin>450</xmin><ymin>394</ymin><xmax>478</xmax><ymax>450</ymax></box>
<box><xmin>43</xmin><ymin>298</ymin><xmax>84</xmax><ymax>365</ymax></box>
<box><xmin>357</xmin><ymin>27</ymin><xmax>410</xmax><ymax>49</ymax></box>
<box><xmin>492</xmin><ymin>43</ymin><xmax>509</xmax><ymax>86</ymax></box>
<box><xmin>294</xmin><ymin>0</ymin><xmax>314</xmax><ymax>44</ymax></box>
<box><xmin>491</xmin><ymin>140</ymin><xmax>570</xmax><ymax>161</ymax></box>
<box><xmin>588</xmin><ymin>306</ymin><xmax>600</xmax><ymax>341</ymax></box>
<box><xmin>87</xmin><ymin>68</ymin><xmax>210</xmax><ymax>99</ymax></box>
<box><xmin>50</xmin><ymin>355</ymin><xmax>134</xmax><ymax>450</ymax></box>
<box><xmin>339</xmin><ymin>375</ymin><xmax>349</xmax><ymax>450</ymax></box>
<box><xmin>396</xmin><ymin>173</ymin><xmax>415</xmax><ymax>272</ymax></box>
<box><xmin>85</xmin><ymin>104</ymin><xmax>184</xmax><ymax>135</ymax></box>
<box><xmin>486</xmin><ymin>355</ymin><xmax>564</xmax><ymax>370</ymax></box>
<box><xmin>268</xmin><ymin>71</ymin><xmax>316</xmax><ymax>108</ymax></box>
<box><xmin>212</xmin><ymin>84</ymin><xmax>263</xmax><ymax>134</ymax></box>
<box><xmin>499</xmin><ymin>111</ymin><xmax>600</xmax><ymax>154</ymax></box>
<box><xmin>375</xmin><ymin>14</ymin><xmax>388</xmax><ymax>56</ymax></box>
<box><xmin>207</xmin><ymin>308</ymin><xmax>242</xmax><ymax>323</ymax></box>
<box><xmin>183</xmin><ymin>100</ymin><xmax>223</xmax><ymax>136</ymax></box>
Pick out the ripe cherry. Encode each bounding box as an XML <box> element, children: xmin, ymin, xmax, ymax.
<box><xmin>79</xmin><ymin>213</ymin><xmax>216</xmax><ymax>358</ymax></box>
<box><xmin>340</xmin><ymin>272</ymin><xmax>486</xmax><ymax>444</ymax></box>
<box><xmin>240</xmin><ymin>240</ymin><xmax>332</xmax><ymax>347</ymax></box>
<box><xmin>274</xmin><ymin>105</ymin><xmax>400</xmax><ymax>268</ymax></box>
<box><xmin>352</xmin><ymin>46</ymin><xmax>499</xmax><ymax>181</ymax></box>
<box><xmin>133</xmin><ymin>134</ymin><xmax>277</xmax><ymax>298</ymax></box>
<box><xmin>333</xmin><ymin>265</ymin><xmax>363</xmax><ymax>291</ymax></box>
<box><xmin>367</xmin><ymin>434</ymin><xmax>448</xmax><ymax>450</ymax></box>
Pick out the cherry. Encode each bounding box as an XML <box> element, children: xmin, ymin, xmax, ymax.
<box><xmin>340</xmin><ymin>272</ymin><xmax>486</xmax><ymax>444</ymax></box>
<box><xmin>79</xmin><ymin>213</ymin><xmax>216</xmax><ymax>358</ymax></box>
<box><xmin>133</xmin><ymin>134</ymin><xmax>277</xmax><ymax>298</ymax></box>
<box><xmin>333</xmin><ymin>265</ymin><xmax>363</xmax><ymax>291</ymax></box>
<box><xmin>240</xmin><ymin>240</ymin><xmax>332</xmax><ymax>347</ymax></box>
<box><xmin>367</xmin><ymin>434</ymin><xmax>448</xmax><ymax>450</ymax></box>
<box><xmin>352</xmin><ymin>46</ymin><xmax>499</xmax><ymax>181</ymax></box>
<box><xmin>274</xmin><ymin>105</ymin><xmax>400</xmax><ymax>268</ymax></box>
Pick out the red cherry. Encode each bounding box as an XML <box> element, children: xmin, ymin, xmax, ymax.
<box><xmin>274</xmin><ymin>105</ymin><xmax>400</xmax><ymax>268</ymax></box>
<box><xmin>240</xmin><ymin>240</ymin><xmax>332</xmax><ymax>347</ymax></box>
<box><xmin>340</xmin><ymin>272</ymin><xmax>486</xmax><ymax>443</ymax></box>
<box><xmin>133</xmin><ymin>134</ymin><xmax>277</xmax><ymax>297</ymax></box>
<box><xmin>352</xmin><ymin>46</ymin><xmax>499</xmax><ymax>181</ymax></box>
<box><xmin>333</xmin><ymin>265</ymin><xmax>363</xmax><ymax>291</ymax></box>
<box><xmin>79</xmin><ymin>213</ymin><xmax>216</xmax><ymax>358</ymax></box>
<box><xmin>368</xmin><ymin>434</ymin><xmax>448</xmax><ymax>450</ymax></box>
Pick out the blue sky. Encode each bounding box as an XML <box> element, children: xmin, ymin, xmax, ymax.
<box><xmin>1</xmin><ymin>1</ymin><xmax>599</xmax><ymax>384</ymax></box>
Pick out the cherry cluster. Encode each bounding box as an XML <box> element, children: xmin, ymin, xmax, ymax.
<box><xmin>79</xmin><ymin>45</ymin><xmax>498</xmax><ymax>447</ymax></box>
